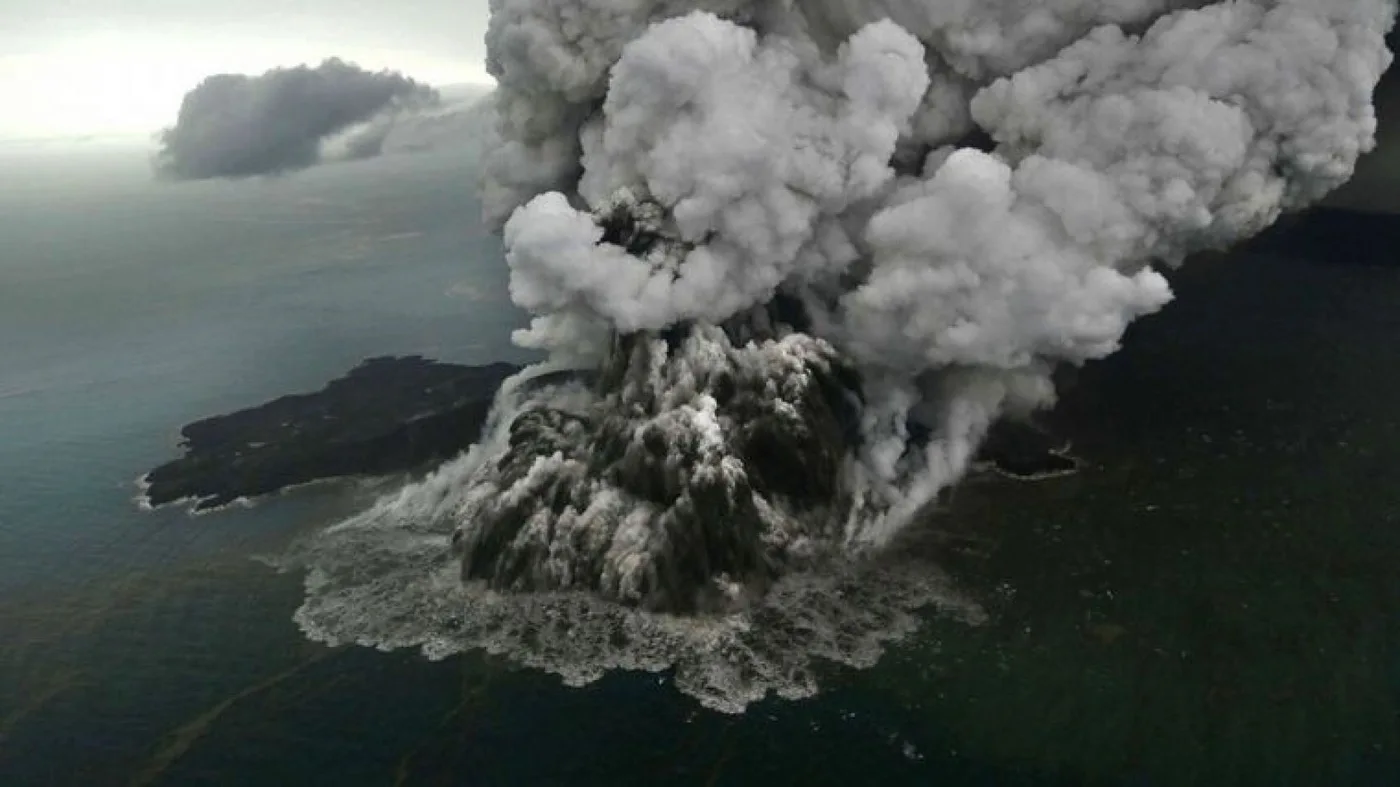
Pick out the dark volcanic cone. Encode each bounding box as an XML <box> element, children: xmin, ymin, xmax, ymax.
<box><xmin>450</xmin><ymin>191</ymin><xmax>869</xmax><ymax>613</ymax></box>
<box><xmin>452</xmin><ymin>322</ymin><xmax>864</xmax><ymax>614</ymax></box>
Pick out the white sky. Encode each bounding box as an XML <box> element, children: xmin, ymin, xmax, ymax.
<box><xmin>1</xmin><ymin>1</ymin><xmax>492</xmax><ymax>139</ymax></box>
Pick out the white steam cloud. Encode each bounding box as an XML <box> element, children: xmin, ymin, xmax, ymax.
<box><xmin>291</xmin><ymin>0</ymin><xmax>1396</xmax><ymax>711</ymax></box>
<box><xmin>482</xmin><ymin>0</ymin><xmax>1393</xmax><ymax>537</ymax></box>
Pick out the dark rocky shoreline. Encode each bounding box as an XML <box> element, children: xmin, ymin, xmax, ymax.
<box><xmin>975</xmin><ymin>419</ymin><xmax>1080</xmax><ymax>479</ymax></box>
<box><xmin>141</xmin><ymin>356</ymin><xmax>519</xmax><ymax>511</ymax></box>
<box><xmin>139</xmin><ymin>355</ymin><xmax>1078</xmax><ymax>514</ymax></box>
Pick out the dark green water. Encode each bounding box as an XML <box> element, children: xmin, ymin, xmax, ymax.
<box><xmin>2</xmin><ymin>146</ymin><xmax>1397</xmax><ymax>785</ymax></box>
<box><xmin>875</xmin><ymin>247</ymin><xmax>1400</xmax><ymax>785</ymax></box>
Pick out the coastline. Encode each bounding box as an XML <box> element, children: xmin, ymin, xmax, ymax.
<box><xmin>138</xmin><ymin>356</ymin><xmax>517</xmax><ymax>512</ymax></box>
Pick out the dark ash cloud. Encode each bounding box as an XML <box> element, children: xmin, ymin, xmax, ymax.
<box><xmin>154</xmin><ymin>58</ymin><xmax>438</xmax><ymax>180</ymax></box>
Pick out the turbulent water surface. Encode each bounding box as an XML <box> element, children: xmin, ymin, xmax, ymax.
<box><xmin>289</xmin><ymin>0</ymin><xmax>1400</xmax><ymax>722</ymax></box>
<box><xmin>3</xmin><ymin>160</ymin><xmax>1398</xmax><ymax>781</ymax></box>
<box><xmin>3</xmin><ymin>26</ymin><xmax>1400</xmax><ymax>778</ymax></box>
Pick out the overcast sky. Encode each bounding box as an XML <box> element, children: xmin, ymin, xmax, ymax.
<box><xmin>1</xmin><ymin>0</ymin><xmax>492</xmax><ymax>139</ymax></box>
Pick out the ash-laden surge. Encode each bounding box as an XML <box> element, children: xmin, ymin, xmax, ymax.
<box><xmin>142</xmin><ymin>357</ymin><xmax>519</xmax><ymax>511</ymax></box>
<box><xmin>290</xmin><ymin>0</ymin><xmax>1396</xmax><ymax>714</ymax></box>
<box><xmin>452</xmin><ymin>324</ymin><xmax>863</xmax><ymax>613</ymax></box>
<box><xmin>282</xmin><ymin>354</ymin><xmax>985</xmax><ymax>715</ymax></box>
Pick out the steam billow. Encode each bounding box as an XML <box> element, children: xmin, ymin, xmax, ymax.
<box><xmin>292</xmin><ymin>0</ymin><xmax>1397</xmax><ymax>710</ymax></box>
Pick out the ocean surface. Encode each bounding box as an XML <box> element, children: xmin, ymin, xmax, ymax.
<box><xmin>1</xmin><ymin>139</ymin><xmax>1397</xmax><ymax>786</ymax></box>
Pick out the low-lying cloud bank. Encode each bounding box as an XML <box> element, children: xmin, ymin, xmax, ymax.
<box><xmin>154</xmin><ymin>59</ymin><xmax>494</xmax><ymax>180</ymax></box>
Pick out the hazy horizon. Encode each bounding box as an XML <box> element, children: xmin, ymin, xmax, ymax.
<box><xmin>1</xmin><ymin>0</ymin><xmax>494</xmax><ymax>140</ymax></box>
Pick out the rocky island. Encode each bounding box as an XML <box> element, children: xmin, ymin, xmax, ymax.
<box><xmin>140</xmin><ymin>356</ymin><xmax>520</xmax><ymax>511</ymax></box>
<box><xmin>974</xmin><ymin>419</ymin><xmax>1080</xmax><ymax>479</ymax></box>
<box><xmin>139</xmin><ymin>355</ymin><xmax>1078</xmax><ymax>514</ymax></box>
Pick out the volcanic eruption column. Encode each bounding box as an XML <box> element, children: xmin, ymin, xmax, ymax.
<box><xmin>442</xmin><ymin>0</ymin><xmax>1398</xmax><ymax>613</ymax></box>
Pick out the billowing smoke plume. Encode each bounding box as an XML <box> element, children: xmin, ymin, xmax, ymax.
<box><xmin>466</xmin><ymin>0</ymin><xmax>1394</xmax><ymax>597</ymax></box>
<box><xmin>154</xmin><ymin>58</ymin><xmax>439</xmax><ymax>180</ymax></box>
<box><xmin>291</xmin><ymin>0</ymin><xmax>1396</xmax><ymax>711</ymax></box>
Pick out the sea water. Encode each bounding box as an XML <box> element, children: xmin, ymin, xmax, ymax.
<box><xmin>1</xmin><ymin>139</ymin><xmax>1397</xmax><ymax>785</ymax></box>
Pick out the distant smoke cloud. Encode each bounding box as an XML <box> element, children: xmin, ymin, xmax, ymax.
<box><xmin>330</xmin><ymin>88</ymin><xmax>500</xmax><ymax>161</ymax></box>
<box><xmin>154</xmin><ymin>58</ymin><xmax>439</xmax><ymax>180</ymax></box>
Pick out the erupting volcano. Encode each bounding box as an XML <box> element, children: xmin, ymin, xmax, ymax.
<box><xmin>289</xmin><ymin>0</ymin><xmax>1397</xmax><ymax>711</ymax></box>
